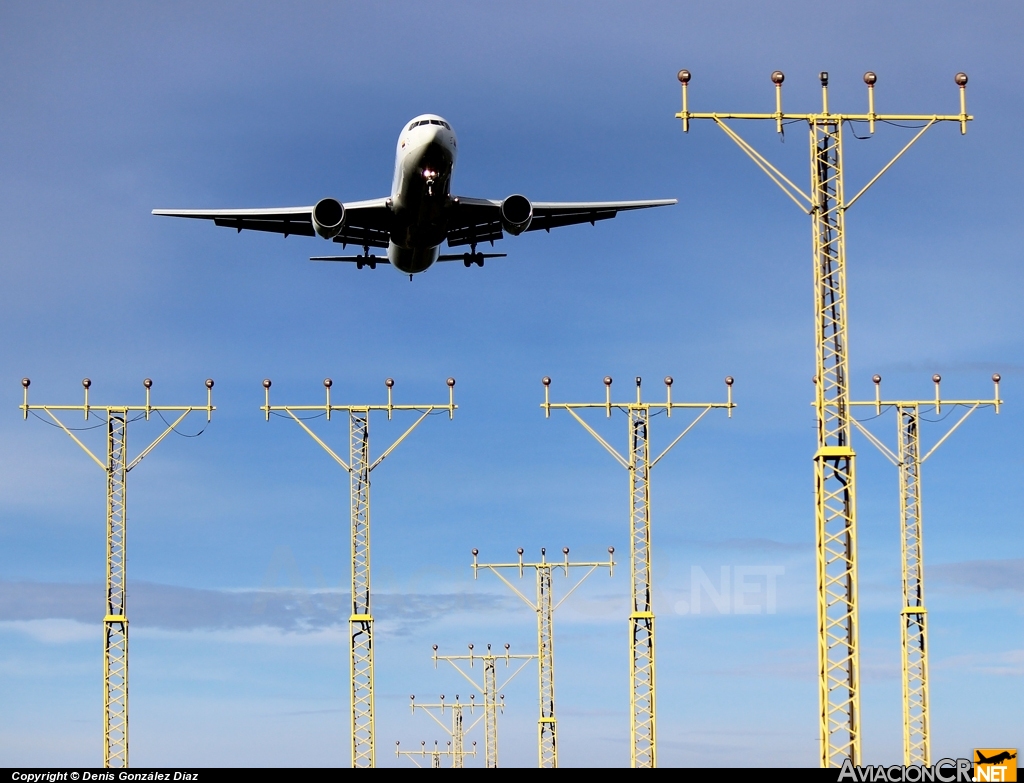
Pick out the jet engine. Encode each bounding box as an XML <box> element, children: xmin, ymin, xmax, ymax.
<box><xmin>500</xmin><ymin>194</ymin><xmax>533</xmax><ymax>236</ymax></box>
<box><xmin>312</xmin><ymin>197</ymin><xmax>346</xmax><ymax>239</ymax></box>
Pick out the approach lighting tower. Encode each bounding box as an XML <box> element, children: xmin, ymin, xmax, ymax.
<box><xmin>406</xmin><ymin>695</ymin><xmax>482</xmax><ymax>768</ymax></box>
<box><xmin>850</xmin><ymin>373</ymin><xmax>1001</xmax><ymax>765</ymax></box>
<box><xmin>675</xmin><ymin>69</ymin><xmax>972</xmax><ymax>767</ymax></box>
<box><xmin>542</xmin><ymin>375</ymin><xmax>734</xmax><ymax>767</ymax></box>
<box><xmin>21</xmin><ymin>377</ymin><xmax>215</xmax><ymax>768</ymax></box>
<box><xmin>471</xmin><ymin>546</ymin><xmax>615</xmax><ymax>767</ymax></box>
<box><xmin>262</xmin><ymin>376</ymin><xmax>456</xmax><ymax>767</ymax></box>
<box><xmin>431</xmin><ymin>644</ymin><xmax>535</xmax><ymax>767</ymax></box>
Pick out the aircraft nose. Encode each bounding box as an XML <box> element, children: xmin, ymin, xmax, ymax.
<box><xmin>422</xmin><ymin>124</ymin><xmax>444</xmax><ymax>144</ymax></box>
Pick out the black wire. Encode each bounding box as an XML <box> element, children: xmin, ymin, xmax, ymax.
<box><xmin>845</xmin><ymin>119</ymin><xmax>872</xmax><ymax>140</ymax></box>
<box><xmin>269</xmin><ymin>410</ymin><xmax>326</xmax><ymax>422</ymax></box>
<box><xmin>918</xmin><ymin>403</ymin><xmax>996</xmax><ymax>424</ymax></box>
<box><xmin>29</xmin><ymin>410</ymin><xmax>108</xmax><ymax>430</ymax></box>
<box><xmin>156</xmin><ymin>409</ymin><xmax>207</xmax><ymax>438</ymax></box>
<box><xmin>852</xmin><ymin>404</ymin><xmax>894</xmax><ymax>422</ymax></box>
<box><xmin>880</xmin><ymin>119</ymin><xmax>931</xmax><ymax>129</ymax></box>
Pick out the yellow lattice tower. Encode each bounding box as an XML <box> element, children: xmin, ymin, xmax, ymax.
<box><xmin>471</xmin><ymin>546</ymin><xmax>615</xmax><ymax>767</ymax></box>
<box><xmin>430</xmin><ymin>644</ymin><xmax>535</xmax><ymax>767</ymax></box>
<box><xmin>395</xmin><ymin>739</ymin><xmax>477</xmax><ymax>768</ymax></box>
<box><xmin>675</xmin><ymin>69</ymin><xmax>972</xmax><ymax>767</ymax></box>
<box><xmin>406</xmin><ymin>695</ymin><xmax>483</xmax><ymax>768</ymax></box>
<box><xmin>262</xmin><ymin>376</ymin><xmax>456</xmax><ymax>768</ymax></box>
<box><xmin>542</xmin><ymin>374</ymin><xmax>734</xmax><ymax>767</ymax></box>
<box><xmin>850</xmin><ymin>373</ymin><xmax>1001</xmax><ymax>764</ymax></box>
<box><xmin>21</xmin><ymin>377</ymin><xmax>215</xmax><ymax>768</ymax></box>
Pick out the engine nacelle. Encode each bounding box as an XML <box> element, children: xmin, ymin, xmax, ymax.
<box><xmin>500</xmin><ymin>194</ymin><xmax>533</xmax><ymax>236</ymax></box>
<box><xmin>312</xmin><ymin>197</ymin><xmax>345</xmax><ymax>239</ymax></box>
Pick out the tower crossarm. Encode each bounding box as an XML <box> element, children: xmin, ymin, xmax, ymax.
<box><xmin>395</xmin><ymin>740</ymin><xmax>477</xmax><ymax>768</ymax></box>
<box><xmin>675</xmin><ymin>71</ymin><xmax>972</xmax><ymax>216</ymax></box>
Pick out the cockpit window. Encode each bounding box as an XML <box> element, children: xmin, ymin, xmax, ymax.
<box><xmin>409</xmin><ymin>119</ymin><xmax>450</xmax><ymax>130</ymax></box>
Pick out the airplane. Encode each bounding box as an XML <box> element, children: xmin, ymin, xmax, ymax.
<box><xmin>153</xmin><ymin>114</ymin><xmax>676</xmax><ymax>278</ymax></box>
<box><xmin>976</xmin><ymin>751</ymin><xmax>1016</xmax><ymax>765</ymax></box>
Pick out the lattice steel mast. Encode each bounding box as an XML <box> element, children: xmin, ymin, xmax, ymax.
<box><xmin>542</xmin><ymin>375</ymin><xmax>734</xmax><ymax>767</ymax></box>
<box><xmin>850</xmin><ymin>373</ymin><xmax>1001</xmax><ymax>765</ymax></box>
<box><xmin>21</xmin><ymin>377</ymin><xmax>215</xmax><ymax>768</ymax></box>
<box><xmin>471</xmin><ymin>546</ymin><xmax>615</xmax><ymax>767</ymax></box>
<box><xmin>429</xmin><ymin>644</ymin><xmax>535</xmax><ymax>767</ymax></box>
<box><xmin>675</xmin><ymin>69</ymin><xmax>972</xmax><ymax>767</ymax></box>
<box><xmin>262</xmin><ymin>376</ymin><xmax>456</xmax><ymax>768</ymax></box>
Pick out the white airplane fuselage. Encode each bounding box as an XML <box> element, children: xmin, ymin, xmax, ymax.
<box><xmin>388</xmin><ymin>114</ymin><xmax>458</xmax><ymax>274</ymax></box>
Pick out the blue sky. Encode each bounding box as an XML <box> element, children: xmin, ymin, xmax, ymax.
<box><xmin>0</xmin><ymin>0</ymin><xmax>1021</xmax><ymax>768</ymax></box>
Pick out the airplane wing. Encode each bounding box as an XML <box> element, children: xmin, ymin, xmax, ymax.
<box><xmin>444</xmin><ymin>197</ymin><xmax>677</xmax><ymax>248</ymax></box>
<box><xmin>152</xmin><ymin>198</ymin><xmax>392</xmax><ymax>249</ymax></box>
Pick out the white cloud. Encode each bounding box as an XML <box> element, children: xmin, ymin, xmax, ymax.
<box><xmin>0</xmin><ymin>619</ymin><xmax>95</xmax><ymax>644</ymax></box>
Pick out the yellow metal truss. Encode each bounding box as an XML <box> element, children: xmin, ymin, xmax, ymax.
<box><xmin>471</xmin><ymin>546</ymin><xmax>615</xmax><ymax>767</ymax></box>
<box><xmin>850</xmin><ymin>374</ymin><xmax>1001</xmax><ymax>765</ymax></box>
<box><xmin>428</xmin><ymin>644</ymin><xmax>534</xmax><ymax>767</ymax></box>
<box><xmin>262</xmin><ymin>377</ymin><xmax>456</xmax><ymax>768</ymax></box>
<box><xmin>675</xmin><ymin>69</ymin><xmax>972</xmax><ymax>767</ymax></box>
<box><xmin>542</xmin><ymin>375</ymin><xmax>734</xmax><ymax>767</ymax></box>
<box><xmin>21</xmin><ymin>377</ymin><xmax>215</xmax><ymax>768</ymax></box>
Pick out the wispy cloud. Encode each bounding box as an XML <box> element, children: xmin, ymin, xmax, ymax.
<box><xmin>935</xmin><ymin>648</ymin><xmax>1024</xmax><ymax>677</ymax></box>
<box><xmin>0</xmin><ymin>580</ymin><xmax>514</xmax><ymax>639</ymax></box>
<box><xmin>931</xmin><ymin>559</ymin><xmax>1024</xmax><ymax>593</ymax></box>
<box><xmin>0</xmin><ymin>618</ymin><xmax>96</xmax><ymax>643</ymax></box>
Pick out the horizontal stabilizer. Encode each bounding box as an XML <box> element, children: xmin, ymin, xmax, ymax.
<box><xmin>310</xmin><ymin>255</ymin><xmax>390</xmax><ymax>268</ymax></box>
<box><xmin>437</xmin><ymin>252</ymin><xmax>507</xmax><ymax>262</ymax></box>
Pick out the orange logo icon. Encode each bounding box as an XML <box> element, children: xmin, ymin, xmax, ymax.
<box><xmin>975</xmin><ymin>749</ymin><xmax>1017</xmax><ymax>782</ymax></box>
